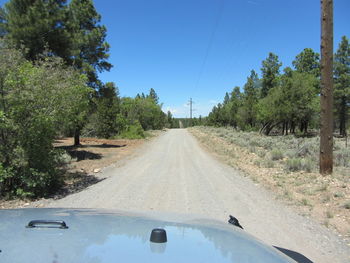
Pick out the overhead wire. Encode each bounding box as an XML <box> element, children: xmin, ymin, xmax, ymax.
<box><xmin>193</xmin><ymin>0</ymin><xmax>225</xmax><ymax>97</ymax></box>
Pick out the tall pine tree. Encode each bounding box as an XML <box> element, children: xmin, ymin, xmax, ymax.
<box><xmin>334</xmin><ymin>36</ymin><xmax>350</xmax><ymax>136</ymax></box>
<box><xmin>261</xmin><ymin>52</ymin><xmax>281</xmax><ymax>97</ymax></box>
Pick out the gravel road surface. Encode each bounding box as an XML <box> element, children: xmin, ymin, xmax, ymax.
<box><xmin>42</xmin><ymin>129</ymin><xmax>350</xmax><ymax>263</ymax></box>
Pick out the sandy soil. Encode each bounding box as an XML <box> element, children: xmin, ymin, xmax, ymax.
<box><xmin>31</xmin><ymin>129</ymin><xmax>350</xmax><ymax>263</ymax></box>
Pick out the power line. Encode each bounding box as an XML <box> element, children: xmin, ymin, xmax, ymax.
<box><xmin>188</xmin><ymin>98</ymin><xmax>195</xmax><ymax>124</ymax></box>
<box><xmin>193</xmin><ymin>0</ymin><xmax>225</xmax><ymax>95</ymax></box>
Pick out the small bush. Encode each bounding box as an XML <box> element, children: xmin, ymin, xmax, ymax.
<box><xmin>257</xmin><ymin>150</ymin><xmax>266</xmax><ymax>158</ymax></box>
<box><xmin>118</xmin><ymin>121</ymin><xmax>145</xmax><ymax>139</ymax></box>
<box><xmin>248</xmin><ymin>146</ymin><xmax>256</xmax><ymax>153</ymax></box>
<box><xmin>270</xmin><ymin>149</ymin><xmax>284</xmax><ymax>160</ymax></box>
<box><xmin>263</xmin><ymin>159</ymin><xmax>275</xmax><ymax>168</ymax></box>
<box><xmin>297</xmin><ymin>141</ymin><xmax>315</xmax><ymax>157</ymax></box>
<box><xmin>301</xmin><ymin>158</ymin><xmax>313</xmax><ymax>172</ymax></box>
<box><xmin>334</xmin><ymin>192</ymin><xmax>344</xmax><ymax>198</ymax></box>
<box><xmin>316</xmin><ymin>184</ymin><xmax>328</xmax><ymax>192</ymax></box>
<box><xmin>285</xmin><ymin>150</ymin><xmax>298</xmax><ymax>159</ymax></box>
<box><xmin>249</xmin><ymin>138</ymin><xmax>260</xmax><ymax>147</ymax></box>
<box><xmin>254</xmin><ymin>160</ymin><xmax>262</xmax><ymax>167</ymax></box>
<box><xmin>334</xmin><ymin>148</ymin><xmax>350</xmax><ymax>167</ymax></box>
<box><xmin>259</xmin><ymin>138</ymin><xmax>274</xmax><ymax>150</ymax></box>
<box><xmin>326</xmin><ymin>211</ymin><xmax>334</xmax><ymax>218</ymax></box>
<box><xmin>285</xmin><ymin>158</ymin><xmax>302</xmax><ymax>172</ymax></box>
<box><xmin>344</xmin><ymin>202</ymin><xmax>350</xmax><ymax>209</ymax></box>
<box><xmin>301</xmin><ymin>198</ymin><xmax>312</xmax><ymax>206</ymax></box>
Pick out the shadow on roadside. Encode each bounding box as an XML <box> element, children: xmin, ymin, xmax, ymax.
<box><xmin>274</xmin><ymin>246</ymin><xmax>313</xmax><ymax>263</ymax></box>
<box><xmin>65</xmin><ymin>150</ymin><xmax>102</xmax><ymax>161</ymax></box>
<box><xmin>51</xmin><ymin>171</ymin><xmax>105</xmax><ymax>200</ymax></box>
<box><xmin>83</xmin><ymin>143</ymin><xmax>127</xmax><ymax>148</ymax></box>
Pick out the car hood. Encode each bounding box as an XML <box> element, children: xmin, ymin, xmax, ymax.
<box><xmin>0</xmin><ymin>208</ymin><xmax>294</xmax><ymax>263</ymax></box>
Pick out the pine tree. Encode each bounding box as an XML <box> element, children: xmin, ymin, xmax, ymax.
<box><xmin>292</xmin><ymin>48</ymin><xmax>320</xmax><ymax>76</ymax></box>
<box><xmin>334</xmin><ymin>36</ymin><xmax>350</xmax><ymax>136</ymax></box>
<box><xmin>223</xmin><ymin>92</ymin><xmax>230</xmax><ymax>105</ymax></box>
<box><xmin>148</xmin><ymin>88</ymin><xmax>159</xmax><ymax>104</ymax></box>
<box><xmin>95</xmin><ymin>82</ymin><xmax>120</xmax><ymax>138</ymax></box>
<box><xmin>1</xmin><ymin>0</ymin><xmax>70</xmax><ymax>60</ymax></box>
<box><xmin>240</xmin><ymin>70</ymin><xmax>260</xmax><ymax>127</ymax></box>
<box><xmin>261</xmin><ymin>52</ymin><xmax>281</xmax><ymax>97</ymax></box>
<box><xmin>66</xmin><ymin>0</ymin><xmax>112</xmax><ymax>88</ymax></box>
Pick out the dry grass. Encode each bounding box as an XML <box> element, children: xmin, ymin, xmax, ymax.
<box><xmin>189</xmin><ymin>126</ymin><xmax>350</xmax><ymax>239</ymax></box>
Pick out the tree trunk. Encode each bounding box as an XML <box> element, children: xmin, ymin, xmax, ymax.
<box><xmin>74</xmin><ymin>128</ymin><xmax>81</xmax><ymax>146</ymax></box>
<box><xmin>304</xmin><ymin>121</ymin><xmax>308</xmax><ymax>134</ymax></box>
<box><xmin>291</xmin><ymin>121</ymin><xmax>296</xmax><ymax>134</ymax></box>
<box><xmin>320</xmin><ymin>0</ymin><xmax>334</xmax><ymax>175</ymax></box>
<box><xmin>339</xmin><ymin>96</ymin><xmax>346</xmax><ymax>137</ymax></box>
<box><xmin>299</xmin><ymin>121</ymin><xmax>304</xmax><ymax>133</ymax></box>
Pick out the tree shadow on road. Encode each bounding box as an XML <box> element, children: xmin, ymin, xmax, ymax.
<box><xmin>51</xmin><ymin>171</ymin><xmax>105</xmax><ymax>200</ymax></box>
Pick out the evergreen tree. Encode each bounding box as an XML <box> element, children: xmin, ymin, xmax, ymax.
<box><xmin>228</xmin><ymin>86</ymin><xmax>241</xmax><ymax>128</ymax></box>
<box><xmin>66</xmin><ymin>0</ymin><xmax>112</xmax><ymax>87</ymax></box>
<box><xmin>1</xmin><ymin>0</ymin><xmax>70</xmax><ymax>60</ymax></box>
<box><xmin>239</xmin><ymin>70</ymin><xmax>260</xmax><ymax>128</ymax></box>
<box><xmin>148</xmin><ymin>88</ymin><xmax>159</xmax><ymax>104</ymax></box>
<box><xmin>95</xmin><ymin>82</ymin><xmax>120</xmax><ymax>138</ymax></box>
<box><xmin>334</xmin><ymin>36</ymin><xmax>350</xmax><ymax>136</ymax></box>
<box><xmin>261</xmin><ymin>52</ymin><xmax>281</xmax><ymax>97</ymax></box>
<box><xmin>258</xmin><ymin>69</ymin><xmax>318</xmax><ymax>135</ymax></box>
<box><xmin>292</xmin><ymin>48</ymin><xmax>320</xmax><ymax>76</ymax></box>
<box><xmin>223</xmin><ymin>92</ymin><xmax>230</xmax><ymax>105</ymax></box>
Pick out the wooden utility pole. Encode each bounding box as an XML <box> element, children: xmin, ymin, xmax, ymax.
<box><xmin>320</xmin><ymin>0</ymin><xmax>334</xmax><ymax>174</ymax></box>
<box><xmin>189</xmin><ymin>98</ymin><xmax>193</xmax><ymax>126</ymax></box>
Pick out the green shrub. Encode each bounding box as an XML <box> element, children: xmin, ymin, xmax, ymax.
<box><xmin>257</xmin><ymin>150</ymin><xmax>266</xmax><ymax>158</ymax></box>
<box><xmin>271</xmin><ymin>149</ymin><xmax>284</xmax><ymax>160</ymax></box>
<box><xmin>334</xmin><ymin>148</ymin><xmax>350</xmax><ymax>167</ymax></box>
<box><xmin>285</xmin><ymin>149</ymin><xmax>298</xmax><ymax>159</ymax></box>
<box><xmin>334</xmin><ymin>192</ymin><xmax>344</xmax><ymax>198</ymax></box>
<box><xmin>248</xmin><ymin>146</ymin><xmax>256</xmax><ymax>153</ymax></box>
<box><xmin>0</xmin><ymin>46</ymin><xmax>90</xmax><ymax>198</ymax></box>
<box><xmin>264</xmin><ymin>159</ymin><xmax>275</xmax><ymax>168</ymax></box>
<box><xmin>285</xmin><ymin>158</ymin><xmax>302</xmax><ymax>172</ymax></box>
<box><xmin>249</xmin><ymin>138</ymin><xmax>260</xmax><ymax>147</ymax></box>
<box><xmin>301</xmin><ymin>158</ymin><xmax>314</xmax><ymax>172</ymax></box>
<box><xmin>118</xmin><ymin>121</ymin><xmax>145</xmax><ymax>139</ymax></box>
<box><xmin>285</xmin><ymin>157</ymin><xmax>313</xmax><ymax>172</ymax></box>
<box><xmin>254</xmin><ymin>160</ymin><xmax>262</xmax><ymax>167</ymax></box>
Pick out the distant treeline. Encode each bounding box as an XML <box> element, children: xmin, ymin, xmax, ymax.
<box><xmin>0</xmin><ymin>0</ymin><xmax>170</xmax><ymax>198</ymax></box>
<box><xmin>206</xmin><ymin>37</ymin><xmax>350</xmax><ymax>136</ymax></box>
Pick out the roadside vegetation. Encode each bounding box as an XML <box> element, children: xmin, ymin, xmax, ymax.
<box><xmin>0</xmin><ymin>0</ymin><xmax>173</xmax><ymax>199</ymax></box>
<box><xmin>205</xmin><ymin>38</ymin><xmax>349</xmax><ymax>138</ymax></box>
<box><xmin>190</xmin><ymin>126</ymin><xmax>350</xmax><ymax>238</ymax></box>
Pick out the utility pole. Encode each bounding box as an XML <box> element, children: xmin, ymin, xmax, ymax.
<box><xmin>320</xmin><ymin>0</ymin><xmax>333</xmax><ymax>174</ymax></box>
<box><xmin>188</xmin><ymin>98</ymin><xmax>193</xmax><ymax>127</ymax></box>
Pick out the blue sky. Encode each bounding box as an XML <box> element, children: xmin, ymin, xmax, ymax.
<box><xmin>1</xmin><ymin>0</ymin><xmax>349</xmax><ymax>117</ymax></box>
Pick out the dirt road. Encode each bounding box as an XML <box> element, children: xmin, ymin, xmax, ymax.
<box><xmin>41</xmin><ymin>129</ymin><xmax>349</xmax><ymax>263</ymax></box>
